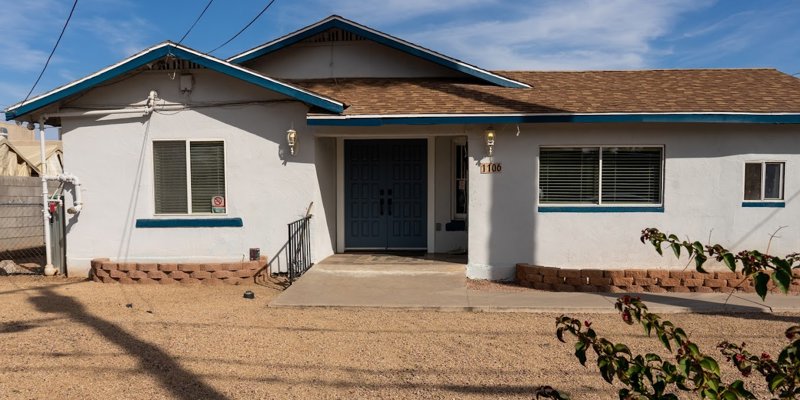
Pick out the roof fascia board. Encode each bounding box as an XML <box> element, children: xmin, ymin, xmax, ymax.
<box><xmin>228</xmin><ymin>16</ymin><xmax>530</xmax><ymax>89</ymax></box>
<box><xmin>6</xmin><ymin>44</ymin><xmax>170</xmax><ymax>120</ymax></box>
<box><xmin>307</xmin><ymin>113</ymin><xmax>800</xmax><ymax>126</ymax></box>
<box><xmin>6</xmin><ymin>43</ymin><xmax>344</xmax><ymax>121</ymax></box>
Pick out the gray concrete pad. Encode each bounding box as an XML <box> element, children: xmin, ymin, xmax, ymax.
<box><xmin>270</xmin><ymin>257</ymin><xmax>800</xmax><ymax>314</ymax></box>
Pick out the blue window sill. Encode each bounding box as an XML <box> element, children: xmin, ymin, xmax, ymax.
<box><xmin>741</xmin><ymin>202</ymin><xmax>785</xmax><ymax>208</ymax></box>
<box><xmin>136</xmin><ymin>218</ymin><xmax>243</xmax><ymax>228</ymax></box>
<box><xmin>538</xmin><ymin>206</ymin><xmax>664</xmax><ymax>213</ymax></box>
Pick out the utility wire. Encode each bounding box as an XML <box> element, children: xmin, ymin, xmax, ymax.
<box><xmin>178</xmin><ymin>0</ymin><xmax>214</xmax><ymax>44</ymax></box>
<box><xmin>209</xmin><ymin>0</ymin><xmax>277</xmax><ymax>54</ymax></box>
<box><xmin>22</xmin><ymin>0</ymin><xmax>79</xmax><ymax>105</ymax></box>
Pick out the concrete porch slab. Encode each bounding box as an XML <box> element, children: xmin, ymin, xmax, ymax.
<box><xmin>270</xmin><ymin>255</ymin><xmax>800</xmax><ymax>314</ymax></box>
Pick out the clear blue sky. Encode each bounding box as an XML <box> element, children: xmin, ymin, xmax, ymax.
<box><xmin>2</xmin><ymin>0</ymin><xmax>799</xmax><ymax>113</ymax></box>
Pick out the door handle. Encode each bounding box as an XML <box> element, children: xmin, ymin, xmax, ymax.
<box><xmin>380</xmin><ymin>198</ymin><xmax>384</xmax><ymax>215</ymax></box>
<box><xmin>388</xmin><ymin>198</ymin><xmax>392</xmax><ymax>215</ymax></box>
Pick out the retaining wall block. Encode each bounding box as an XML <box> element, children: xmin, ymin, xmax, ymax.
<box><xmin>669</xmin><ymin>271</ymin><xmax>695</xmax><ymax>279</ymax></box>
<box><xmin>703</xmin><ymin>278</ymin><xmax>727</xmax><ymax>288</ymax></box>
<box><xmin>610</xmin><ymin>277</ymin><xmax>634</xmax><ymax>287</ymax></box>
<box><xmin>159</xmin><ymin>263</ymin><xmax>178</xmax><ymax>272</ymax></box>
<box><xmin>117</xmin><ymin>263</ymin><xmax>136</xmax><ymax>272</ymax></box>
<box><xmin>633</xmin><ymin>277</ymin><xmax>656</xmax><ymax>286</ymax></box>
<box><xmin>659</xmin><ymin>278</ymin><xmax>680</xmax><ymax>287</ymax></box>
<box><xmin>580</xmin><ymin>269</ymin><xmax>605</xmax><ymax>279</ymax></box>
<box><xmin>564</xmin><ymin>277</ymin><xmax>587</xmax><ymax>286</ymax></box>
<box><xmin>624</xmin><ymin>270</ymin><xmax>649</xmax><ymax>279</ymax></box>
<box><xmin>682</xmin><ymin>278</ymin><xmax>704</xmax><ymax>287</ymax></box>
<box><xmin>525</xmin><ymin>273</ymin><xmax>543</xmax><ymax>283</ymax></box>
<box><xmin>557</xmin><ymin>269</ymin><xmax>581</xmax><ymax>279</ymax></box>
<box><xmin>109</xmin><ymin>269</ymin><xmax>125</xmax><ymax>279</ymax></box>
<box><xmin>537</xmin><ymin>266</ymin><xmax>560</xmax><ymax>277</ymax></box>
<box><xmin>235</xmin><ymin>269</ymin><xmax>256</xmax><ymax>278</ymax></box>
<box><xmin>178</xmin><ymin>264</ymin><xmax>203</xmax><ymax>272</ymax></box>
<box><xmin>100</xmin><ymin>262</ymin><xmax>117</xmax><ymax>271</ymax></box>
<box><xmin>647</xmin><ymin>270</ymin><xmax>669</xmax><ymax>280</ymax></box>
<box><xmin>542</xmin><ymin>275</ymin><xmax>565</xmax><ymax>285</ymax></box>
<box><xmin>136</xmin><ymin>263</ymin><xmax>158</xmax><ymax>272</ymax></box>
<box><xmin>211</xmin><ymin>270</ymin><xmax>232</xmax><ymax>279</ymax></box>
<box><xmin>589</xmin><ymin>277</ymin><xmax>613</xmax><ymax>286</ymax></box>
<box><xmin>169</xmin><ymin>271</ymin><xmax>189</xmax><ymax>280</ymax></box>
<box><xmin>128</xmin><ymin>270</ymin><xmax>147</xmax><ymax>280</ymax></box>
<box><xmin>147</xmin><ymin>270</ymin><xmax>168</xmax><ymax>280</ymax></box>
<box><xmin>604</xmin><ymin>270</ymin><xmax>626</xmax><ymax>278</ymax></box>
<box><xmin>191</xmin><ymin>271</ymin><xmax>212</xmax><ymax>279</ymax></box>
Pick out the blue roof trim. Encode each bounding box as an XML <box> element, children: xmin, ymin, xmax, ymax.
<box><xmin>741</xmin><ymin>202</ymin><xmax>785</xmax><ymax>208</ymax></box>
<box><xmin>229</xmin><ymin>17</ymin><xmax>529</xmax><ymax>89</ymax></box>
<box><xmin>6</xmin><ymin>46</ymin><xmax>169</xmax><ymax>120</ymax></box>
<box><xmin>538</xmin><ymin>206</ymin><xmax>665</xmax><ymax>213</ymax></box>
<box><xmin>136</xmin><ymin>218</ymin><xmax>243</xmax><ymax>228</ymax></box>
<box><xmin>6</xmin><ymin>43</ymin><xmax>343</xmax><ymax>121</ymax></box>
<box><xmin>307</xmin><ymin>113</ymin><xmax>800</xmax><ymax>126</ymax></box>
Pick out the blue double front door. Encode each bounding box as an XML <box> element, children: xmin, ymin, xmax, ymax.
<box><xmin>345</xmin><ymin>139</ymin><xmax>427</xmax><ymax>249</ymax></box>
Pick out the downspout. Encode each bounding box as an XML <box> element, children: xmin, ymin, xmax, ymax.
<box><xmin>35</xmin><ymin>90</ymin><xmax>158</xmax><ymax>276</ymax></box>
<box><xmin>38</xmin><ymin>117</ymin><xmax>56</xmax><ymax>276</ymax></box>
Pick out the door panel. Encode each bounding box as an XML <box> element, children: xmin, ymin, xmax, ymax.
<box><xmin>344</xmin><ymin>141</ymin><xmax>386</xmax><ymax>248</ymax></box>
<box><xmin>344</xmin><ymin>139</ymin><xmax>427</xmax><ymax>249</ymax></box>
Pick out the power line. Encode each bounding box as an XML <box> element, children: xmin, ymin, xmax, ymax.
<box><xmin>178</xmin><ymin>0</ymin><xmax>214</xmax><ymax>44</ymax></box>
<box><xmin>22</xmin><ymin>0</ymin><xmax>79</xmax><ymax>105</ymax></box>
<box><xmin>209</xmin><ymin>0</ymin><xmax>277</xmax><ymax>54</ymax></box>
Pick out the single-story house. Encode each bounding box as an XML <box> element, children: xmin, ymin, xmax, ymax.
<box><xmin>5</xmin><ymin>15</ymin><xmax>799</xmax><ymax>282</ymax></box>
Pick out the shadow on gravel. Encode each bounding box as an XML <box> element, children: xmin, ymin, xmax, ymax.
<box><xmin>598</xmin><ymin>292</ymin><xmax>799</xmax><ymax>322</ymax></box>
<box><xmin>28</xmin><ymin>287</ymin><xmax>228</xmax><ymax>400</ymax></box>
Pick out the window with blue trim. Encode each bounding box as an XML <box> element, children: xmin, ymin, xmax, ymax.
<box><xmin>744</xmin><ymin>162</ymin><xmax>784</xmax><ymax>201</ymax></box>
<box><xmin>539</xmin><ymin>146</ymin><xmax>664</xmax><ymax>205</ymax></box>
<box><xmin>153</xmin><ymin>140</ymin><xmax>227</xmax><ymax>214</ymax></box>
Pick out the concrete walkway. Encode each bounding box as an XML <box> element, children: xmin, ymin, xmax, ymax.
<box><xmin>270</xmin><ymin>255</ymin><xmax>800</xmax><ymax>313</ymax></box>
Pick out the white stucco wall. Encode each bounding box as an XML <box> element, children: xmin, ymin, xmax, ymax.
<box><xmin>60</xmin><ymin>69</ymin><xmax>335</xmax><ymax>275</ymax></box>
<box><xmin>467</xmin><ymin>123</ymin><xmax>800</xmax><ymax>280</ymax></box>
<box><xmin>243</xmin><ymin>41</ymin><xmax>463</xmax><ymax>80</ymax></box>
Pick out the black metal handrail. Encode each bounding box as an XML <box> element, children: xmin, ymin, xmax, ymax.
<box><xmin>286</xmin><ymin>215</ymin><xmax>312</xmax><ymax>282</ymax></box>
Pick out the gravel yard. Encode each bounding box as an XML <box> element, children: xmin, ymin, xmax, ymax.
<box><xmin>0</xmin><ymin>276</ymin><xmax>797</xmax><ymax>399</ymax></box>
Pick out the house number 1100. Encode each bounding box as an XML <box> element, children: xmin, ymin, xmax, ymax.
<box><xmin>480</xmin><ymin>162</ymin><xmax>502</xmax><ymax>174</ymax></box>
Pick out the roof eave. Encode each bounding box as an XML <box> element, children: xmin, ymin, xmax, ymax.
<box><xmin>306</xmin><ymin>112</ymin><xmax>800</xmax><ymax>126</ymax></box>
<box><xmin>5</xmin><ymin>42</ymin><xmax>345</xmax><ymax>121</ymax></box>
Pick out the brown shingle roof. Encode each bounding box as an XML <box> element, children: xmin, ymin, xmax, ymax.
<box><xmin>293</xmin><ymin>69</ymin><xmax>800</xmax><ymax>116</ymax></box>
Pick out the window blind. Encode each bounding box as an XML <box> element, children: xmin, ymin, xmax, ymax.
<box><xmin>153</xmin><ymin>141</ymin><xmax>188</xmax><ymax>214</ymax></box>
<box><xmin>190</xmin><ymin>141</ymin><xmax>225</xmax><ymax>213</ymax></box>
<box><xmin>539</xmin><ymin>147</ymin><xmax>599</xmax><ymax>203</ymax></box>
<box><xmin>601</xmin><ymin>147</ymin><xmax>662</xmax><ymax>204</ymax></box>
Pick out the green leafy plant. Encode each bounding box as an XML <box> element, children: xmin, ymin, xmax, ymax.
<box><xmin>640</xmin><ymin>228</ymin><xmax>799</xmax><ymax>299</ymax></box>
<box><xmin>542</xmin><ymin>229</ymin><xmax>800</xmax><ymax>399</ymax></box>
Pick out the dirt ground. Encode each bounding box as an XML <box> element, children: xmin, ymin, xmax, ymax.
<box><xmin>0</xmin><ymin>276</ymin><xmax>797</xmax><ymax>399</ymax></box>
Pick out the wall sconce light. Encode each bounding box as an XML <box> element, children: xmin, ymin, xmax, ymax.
<box><xmin>485</xmin><ymin>128</ymin><xmax>495</xmax><ymax>157</ymax></box>
<box><xmin>286</xmin><ymin>128</ymin><xmax>298</xmax><ymax>156</ymax></box>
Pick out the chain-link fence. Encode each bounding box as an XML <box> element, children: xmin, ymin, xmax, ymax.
<box><xmin>0</xmin><ymin>177</ymin><xmax>61</xmax><ymax>275</ymax></box>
